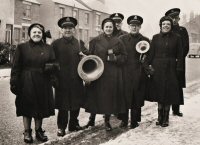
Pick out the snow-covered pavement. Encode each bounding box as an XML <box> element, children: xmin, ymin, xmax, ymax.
<box><xmin>102</xmin><ymin>81</ymin><xmax>200</xmax><ymax>145</ymax></box>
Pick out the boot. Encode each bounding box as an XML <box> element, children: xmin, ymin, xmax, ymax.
<box><xmin>105</xmin><ymin>121</ymin><xmax>112</xmax><ymax>131</ymax></box>
<box><xmin>105</xmin><ymin>115</ymin><xmax>112</xmax><ymax>131</ymax></box>
<box><xmin>35</xmin><ymin>128</ymin><xmax>48</xmax><ymax>142</ymax></box>
<box><xmin>161</xmin><ymin>108</ymin><xmax>169</xmax><ymax>127</ymax></box>
<box><xmin>68</xmin><ymin>121</ymin><xmax>83</xmax><ymax>131</ymax></box>
<box><xmin>23</xmin><ymin>129</ymin><xmax>33</xmax><ymax>143</ymax></box>
<box><xmin>156</xmin><ymin>108</ymin><xmax>163</xmax><ymax>126</ymax></box>
<box><xmin>84</xmin><ymin>114</ymin><xmax>96</xmax><ymax>128</ymax></box>
<box><xmin>57</xmin><ymin>128</ymin><xmax>66</xmax><ymax>137</ymax></box>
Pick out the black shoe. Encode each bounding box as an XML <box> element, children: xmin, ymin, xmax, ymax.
<box><xmin>173</xmin><ymin>112</ymin><xmax>183</xmax><ymax>117</ymax></box>
<box><xmin>130</xmin><ymin>122</ymin><xmax>139</xmax><ymax>129</ymax></box>
<box><xmin>161</xmin><ymin>122</ymin><xmax>169</xmax><ymax>127</ymax></box>
<box><xmin>105</xmin><ymin>122</ymin><xmax>112</xmax><ymax>131</ymax></box>
<box><xmin>68</xmin><ymin>124</ymin><xmax>83</xmax><ymax>132</ymax></box>
<box><xmin>84</xmin><ymin>120</ymin><xmax>95</xmax><ymax>128</ymax></box>
<box><xmin>119</xmin><ymin>121</ymin><xmax>128</xmax><ymax>128</ymax></box>
<box><xmin>23</xmin><ymin>129</ymin><xmax>33</xmax><ymax>143</ymax></box>
<box><xmin>57</xmin><ymin>129</ymin><xmax>66</xmax><ymax>137</ymax></box>
<box><xmin>156</xmin><ymin>121</ymin><xmax>162</xmax><ymax>126</ymax></box>
<box><xmin>35</xmin><ymin>128</ymin><xmax>48</xmax><ymax>142</ymax></box>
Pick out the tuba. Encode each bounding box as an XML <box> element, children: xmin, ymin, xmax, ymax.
<box><xmin>136</xmin><ymin>40</ymin><xmax>150</xmax><ymax>61</ymax></box>
<box><xmin>77</xmin><ymin>53</ymin><xmax>104</xmax><ymax>82</ymax></box>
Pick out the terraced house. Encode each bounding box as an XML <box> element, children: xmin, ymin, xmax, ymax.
<box><xmin>0</xmin><ymin>0</ymin><xmax>109</xmax><ymax>45</ymax></box>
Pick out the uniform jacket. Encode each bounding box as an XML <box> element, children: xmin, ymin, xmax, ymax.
<box><xmin>84</xmin><ymin>34</ymin><xmax>127</xmax><ymax>114</ymax></box>
<box><xmin>120</xmin><ymin>33</ymin><xmax>150</xmax><ymax>108</ymax></box>
<box><xmin>52</xmin><ymin>37</ymin><xmax>84</xmax><ymax>110</ymax></box>
<box><xmin>147</xmin><ymin>32</ymin><xmax>183</xmax><ymax>104</ymax></box>
<box><xmin>10</xmin><ymin>40</ymin><xmax>55</xmax><ymax>118</ymax></box>
<box><xmin>173</xmin><ymin>25</ymin><xmax>189</xmax><ymax>88</ymax></box>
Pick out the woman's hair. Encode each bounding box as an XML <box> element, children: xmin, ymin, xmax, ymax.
<box><xmin>159</xmin><ymin>16</ymin><xmax>173</xmax><ymax>29</ymax></box>
<box><xmin>101</xmin><ymin>18</ymin><xmax>117</xmax><ymax>35</ymax></box>
<box><xmin>28</xmin><ymin>23</ymin><xmax>47</xmax><ymax>43</ymax></box>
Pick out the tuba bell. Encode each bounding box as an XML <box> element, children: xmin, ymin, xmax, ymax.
<box><xmin>77</xmin><ymin>54</ymin><xmax>104</xmax><ymax>82</ymax></box>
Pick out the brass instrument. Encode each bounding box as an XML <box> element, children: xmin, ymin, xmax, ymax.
<box><xmin>77</xmin><ymin>53</ymin><xmax>104</xmax><ymax>82</ymax></box>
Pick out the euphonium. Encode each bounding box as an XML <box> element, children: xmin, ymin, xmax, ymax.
<box><xmin>77</xmin><ymin>53</ymin><xmax>104</xmax><ymax>82</ymax></box>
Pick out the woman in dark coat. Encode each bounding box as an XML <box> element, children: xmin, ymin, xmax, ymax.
<box><xmin>84</xmin><ymin>18</ymin><xmax>127</xmax><ymax>131</ymax></box>
<box><xmin>147</xmin><ymin>16</ymin><xmax>183</xmax><ymax>127</ymax></box>
<box><xmin>119</xmin><ymin>15</ymin><xmax>150</xmax><ymax>129</ymax></box>
<box><xmin>10</xmin><ymin>23</ymin><xmax>55</xmax><ymax>143</ymax></box>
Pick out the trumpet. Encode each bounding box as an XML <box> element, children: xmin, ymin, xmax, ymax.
<box><xmin>77</xmin><ymin>52</ymin><xmax>104</xmax><ymax>82</ymax></box>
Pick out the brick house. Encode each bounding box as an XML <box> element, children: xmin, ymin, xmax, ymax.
<box><xmin>13</xmin><ymin>0</ymin><xmax>41</xmax><ymax>44</ymax></box>
<box><xmin>0</xmin><ymin>0</ymin><xmax>14</xmax><ymax>44</ymax></box>
<box><xmin>38</xmin><ymin>0</ymin><xmax>110</xmax><ymax>44</ymax></box>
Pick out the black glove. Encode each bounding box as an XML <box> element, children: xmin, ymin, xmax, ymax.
<box><xmin>107</xmin><ymin>49</ymin><xmax>116</xmax><ymax>62</ymax></box>
<box><xmin>50</xmin><ymin>75</ymin><xmax>59</xmax><ymax>88</ymax></box>
<box><xmin>143</xmin><ymin>65</ymin><xmax>155</xmax><ymax>77</ymax></box>
<box><xmin>10</xmin><ymin>85</ymin><xmax>20</xmax><ymax>95</ymax></box>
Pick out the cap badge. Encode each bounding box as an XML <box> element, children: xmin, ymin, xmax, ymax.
<box><xmin>134</xmin><ymin>16</ymin><xmax>137</xmax><ymax>19</ymax></box>
<box><xmin>115</xmin><ymin>13</ymin><xmax>119</xmax><ymax>17</ymax></box>
<box><xmin>66</xmin><ymin>17</ymin><xmax>70</xmax><ymax>21</ymax></box>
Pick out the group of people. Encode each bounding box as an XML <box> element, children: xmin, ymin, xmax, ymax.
<box><xmin>10</xmin><ymin>7</ymin><xmax>189</xmax><ymax>143</ymax></box>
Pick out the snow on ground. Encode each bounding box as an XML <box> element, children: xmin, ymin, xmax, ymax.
<box><xmin>101</xmin><ymin>82</ymin><xmax>200</xmax><ymax>145</ymax></box>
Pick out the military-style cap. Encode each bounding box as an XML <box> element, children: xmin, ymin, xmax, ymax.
<box><xmin>165</xmin><ymin>8</ymin><xmax>180</xmax><ymax>17</ymax></box>
<box><xmin>127</xmin><ymin>15</ymin><xmax>143</xmax><ymax>25</ymax></box>
<box><xmin>110</xmin><ymin>13</ymin><xmax>124</xmax><ymax>23</ymax></box>
<box><xmin>58</xmin><ymin>17</ymin><xmax>77</xmax><ymax>28</ymax></box>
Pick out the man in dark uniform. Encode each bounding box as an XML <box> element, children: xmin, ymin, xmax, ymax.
<box><xmin>52</xmin><ymin>17</ymin><xmax>85</xmax><ymax>136</ymax></box>
<box><xmin>119</xmin><ymin>15</ymin><xmax>150</xmax><ymax>128</ymax></box>
<box><xmin>110</xmin><ymin>13</ymin><xmax>128</xmax><ymax>37</ymax></box>
<box><xmin>165</xmin><ymin>8</ymin><xmax>189</xmax><ymax>117</ymax></box>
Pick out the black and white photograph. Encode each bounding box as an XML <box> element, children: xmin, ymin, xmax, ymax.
<box><xmin>0</xmin><ymin>0</ymin><xmax>200</xmax><ymax>145</ymax></box>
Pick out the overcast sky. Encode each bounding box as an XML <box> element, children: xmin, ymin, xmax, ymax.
<box><xmin>104</xmin><ymin>0</ymin><xmax>200</xmax><ymax>38</ymax></box>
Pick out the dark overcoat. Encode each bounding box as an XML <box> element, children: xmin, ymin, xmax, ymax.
<box><xmin>120</xmin><ymin>33</ymin><xmax>150</xmax><ymax>108</ymax></box>
<box><xmin>84</xmin><ymin>34</ymin><xmax>127</xmax><ymax>114</ymax></box>
<box><xmin>10</xmin><ymin>40</ymin><xmax>55</xmax><ymax>118</ymax></box>
<box><xmin>52</xmin><ymin>37</ymin><xmax>84</xmax><ymax>111</ymax></box>
<box><xmin>173</xmin><ymin>25</ymin><xmax>189</xmax><ymax>88</ymax></box>
<box><xmin>147</xmin><ymin>32</ymin><xmax>183</xmax><ymax>104</ymax></box>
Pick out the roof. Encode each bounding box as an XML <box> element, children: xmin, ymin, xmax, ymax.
<box><xmin>52</xmin><ymin>0</ymin><xmax>91</xmax><ymax>11</ymax></box>
<box><xmin>24</xmin><ymin>0</ymin><xmax>40</xmax><ymax>5</ymax></box>
<box><xmin>82</xmin><ymin>0</ymin><xmax>109</xmax><ymax>13</ymax></box>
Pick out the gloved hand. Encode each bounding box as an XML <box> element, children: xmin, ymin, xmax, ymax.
<box><xmin>107</xmin><ymin>49</ymin><xmax>116</xmax><ymax>62</ymax></box>
<box><xmin>50</xmin><ymin>75</ymin><xmax>59</xmax><ymax>88</ymax></box>
<box><xmin>10</xmin><ymin>85</ymin><xmax>20</xmax><ymax>95</ymax></box>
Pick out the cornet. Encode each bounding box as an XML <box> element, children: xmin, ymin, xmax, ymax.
<box><xmin>136</xmin><ymin>40</ymin><xmax>150</xmax><ymax>61</ymax></box>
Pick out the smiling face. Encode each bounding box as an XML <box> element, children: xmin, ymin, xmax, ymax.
<box><xmin>103</xmin><ymin>21</ymin><xmax>114</xmax><ymax>35</ymax></box>
<box><xmin>129</xmin><ymin>24</ymin><xmax>141</xmax><ymax>34</ymax></box>
<box><xmin>62</xmin><ymin>26</ymin><xmax>75</xmax><ymax>38</ymax></box>
<box><xmin>161</xmin><ymin>20</ymin><xmax>172</xmax><ymax>33</ymax></box>
<box><xmin>30</xmin><ymin>27</ymin><xmax>43</xmax><ymax>42</ymax></box>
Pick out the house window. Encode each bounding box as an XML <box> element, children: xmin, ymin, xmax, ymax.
<box><xmin>5</xmin><ymin>24</ymin><xmax>12</xmax><ymax>44</ymax></box>
<box><xmin>14</xmin><ymin>28</ymin><xmax>20</xmax><ymax>44</ymax></box>
<box><xmin>73</xmin><ymin>9</ymin><xmax>78</xmax><ymax>20</ymax></box>
<box><xmin>84</xmin><ymin>29</ymin><xmax>89</xmax><ymax>42</ymax></box>
<box><xmin>96</xmin><ymin>14</ymin><xmax>100</xmax><ymax>26</ymax></box>
<box><xmin>23</xmin><ymin>4</ymin><xmax>31</xmax><ymax>18</ymax></box>
<box><xmin>60</xmin><ymin>7</ymin><xmax>65</xmax><ymax>18</ymax></box>
<box><xmin>85</xmin><ymin>13</ymin><xmax>89</xmax><ymax>25</ymax></box>
<box><xmin>22</xmin><ymin>26</ymin><xmax>29</xmax><ymax>42</ymax></box>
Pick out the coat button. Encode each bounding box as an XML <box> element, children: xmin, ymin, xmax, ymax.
<box><xmin>41</xmin><ymin>52</ymin><xmax>44</xmax><ymax>55</ymax></box>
